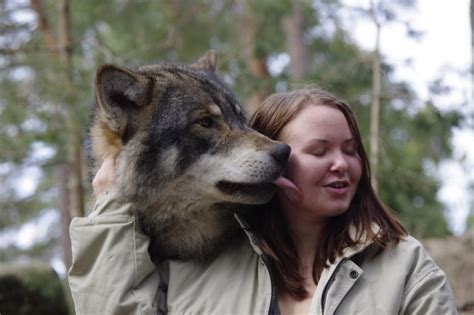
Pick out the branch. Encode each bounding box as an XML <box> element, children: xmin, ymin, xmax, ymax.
<box><xmin>0</xmin><ymin>22</ymin><xmax>32</xmax><ymax>33</ymax></box>
<box><xmin>85</xmin><ymin>30</ymin><xmax>125</xmax><ymax>64</ymax></box>
<box><xmin>0</xmin><ymin>46</ymin><xmax>28</xmax><ymax>55</ymax></box>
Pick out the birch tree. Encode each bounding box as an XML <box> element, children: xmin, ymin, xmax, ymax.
<box><xmin>369</xmin><ymin>0</ymin><xmax>382</xmax><ymax>192</ymax></box>
<box><xmin>471</xmin><ymin>0</ymin><xmax>474</xmax><ymax>128</ymax></box>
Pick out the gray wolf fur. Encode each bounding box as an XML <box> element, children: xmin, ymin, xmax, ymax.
<box><xmin>90</xmin><ymin>50</ymin><xmax>290</xmax><ymax>260</ymax></box>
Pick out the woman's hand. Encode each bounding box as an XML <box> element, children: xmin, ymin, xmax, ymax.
<box><xmin>92</xmin><ymin>155</ymin><xmax>117</xmax><ymax>196</ymax></box>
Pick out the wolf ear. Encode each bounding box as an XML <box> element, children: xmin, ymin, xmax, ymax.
<box><xmin>95</xmin><ymin>64</ymin><xmax>153</xmax><ymax>135</ymax></box>
<box><xmin>190</xmin><ymin>50</ymin><xmax>218</xmax><ymax>72</ymax></box>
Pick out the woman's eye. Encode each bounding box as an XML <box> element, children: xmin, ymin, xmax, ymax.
<box><xmin>197</xmin><ymin>117</ymin><xmax>214</xmax><ymax>128</ymax></box>
<box><xmin>312</xmin><ymin>148</ymin><xmax>326</xmax><ymax>156</ymax></box>
<box><xmin>343</xmin><ymin>144</ymin><xmax>358</xmax><ymax>155</ymax></box>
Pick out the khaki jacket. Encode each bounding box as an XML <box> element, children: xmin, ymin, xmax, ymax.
<box><xmin>68</xmin><ymin>192</ymin><xmax>457</xmax><ymax>315</ymax></box>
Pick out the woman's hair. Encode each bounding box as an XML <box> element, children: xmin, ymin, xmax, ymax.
<box><xmin>247</xmin><ymin>86</ymin><xmax>407</xmax><ymax>300</ymax></box>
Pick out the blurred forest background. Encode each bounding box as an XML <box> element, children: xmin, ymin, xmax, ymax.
<box><xmin>0</xmin><ymin>0</ymin><xmax>473</xmax><ymax>313</ymax></box>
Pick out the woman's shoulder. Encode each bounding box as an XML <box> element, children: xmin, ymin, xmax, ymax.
<box><xmin>358</xmin><ymin>234</ymin><xmax>451</xmax><ymax>298</ymax></box>
<box><xmin>376</xmin><ymin>236</ymin><xmax>457</xmax><ymax>313</ymax></box>
<box><xmin>379</xmin><ymin>235</ymin><xmax>437</xmax><ymax>263</ymax></box>
<box><xmin>391</xmin><ymin>235</ymin><xmax>434</xmax><ymax>260</ymax></box>
<box><xmin>394</xmin><ymin>234</ymin><xmax>427</xmax><ymax>253</ymax></box>
<box><xmin>169</xmin><ymin>232</ymin><xmax>259</xmax><ymax>271</ymax></box>
<box><xmin>371</xmin><ymin>234</ymin><xmax>444</xmax><ymax>280</ymax></box>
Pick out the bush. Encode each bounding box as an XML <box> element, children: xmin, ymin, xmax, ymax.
<box><xmin>0</xmin><ymin>262</ymin><xmax>69</xmax><ymax>315</ymax></box>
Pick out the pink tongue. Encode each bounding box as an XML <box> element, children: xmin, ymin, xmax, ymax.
<box><xmin>272</xmin><ymin>176</ymin><xmax>303</xmax><ymax>202</ymax></box>
<box><xmin>272</xmin><ymin>176</ymin><xmax>298</xmax><ymax>190</ymax></box>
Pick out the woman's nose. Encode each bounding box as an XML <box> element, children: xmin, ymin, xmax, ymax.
<box><xmin>330</xmin><ymin>152</ymin><xmax>349</xmax><ymax>172</ymax></box>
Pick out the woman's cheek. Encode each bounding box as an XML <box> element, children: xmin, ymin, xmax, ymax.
<box><xmin>286</xmin><ymin>154</ymin><xmax>303</xmax><ymax>181</ymax></box>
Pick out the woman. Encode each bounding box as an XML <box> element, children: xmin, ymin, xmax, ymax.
<box><xmin>69</xmin><ymin>87</ymin><xmax>457</xmax><ymax>314</ymax></box>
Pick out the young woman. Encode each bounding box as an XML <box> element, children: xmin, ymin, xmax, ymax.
<box><xmin>69</xmin><ymin>87</ymin><xmax>457</xmax><ymax>314</ymax></box>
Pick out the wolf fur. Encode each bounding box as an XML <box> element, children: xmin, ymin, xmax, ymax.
<box><xmin>90</xmin><ymin>50</ymin><xmax>290</xmax><ymax>260</ymax></box>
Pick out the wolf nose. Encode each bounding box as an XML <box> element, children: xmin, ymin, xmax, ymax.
<box><xmin>270</xmin><ymin>143</ymin><xmax>291</xmax><ymax>167</ymax></box>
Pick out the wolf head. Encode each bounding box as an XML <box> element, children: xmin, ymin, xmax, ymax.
<box><xmin>90</xmin><ymin>51</ymin><xmax>289</xmax><ymax>259</ymax></box>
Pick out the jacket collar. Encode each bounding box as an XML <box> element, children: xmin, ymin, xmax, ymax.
<box><xmin>234</xmin><ymin>214</ymin><xmax>264</xmax><ymax>256</ymax></box>
<box><xmin>340</xmin><ymin>222</ymin><xmax>381</xmax><ymax>259</ymax></box>
<box><xmin>234</xmin><ymin>213</ymin><xmax>380</xmax><ymax>262</ymax></box>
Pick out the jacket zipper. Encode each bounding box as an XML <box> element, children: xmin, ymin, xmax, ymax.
<box><xmin>261</xmin><ymin>254</ymin><xmax>278</xmax><ymax>315</ymax></box>
<box><xmin>320</xmin><ymin>258</ymin><xmax>346</xmax><ymax>315</ymax></box>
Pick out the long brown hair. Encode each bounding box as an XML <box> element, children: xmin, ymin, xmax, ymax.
<box><xmin>247</xmin><ymin>87</ymin><xmax>407</xmax><ymax>300</ymax></box>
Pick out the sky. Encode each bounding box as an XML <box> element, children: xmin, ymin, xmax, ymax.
<box><xmin>343</xmin><ymin>0</ymin><xmax>472</xmax><ymax>235</ymax></box>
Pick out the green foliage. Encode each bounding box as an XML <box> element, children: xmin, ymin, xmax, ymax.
<box><xmin>377</xmin><ymin>103</ymin><xmax>461</xmax><ymax>237</ymax></box>
<box><xmin>0</xmin><ymin>263</ymin><xmax>70</xmax><ymax>315</ymax></box>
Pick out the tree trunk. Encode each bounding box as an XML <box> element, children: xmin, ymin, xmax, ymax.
<box><xmin>369</xmin><ymin>1</ymin><xmax>381</xmax><ymax>192</ymax></box>
<box><xmin>57</xmin><ymin>164</ymin><xmax>72</xmax><ymax>268</ymax></box>
<box><xmin>236</xmin><ymin>0</ymin><xmax>270</xmax><ymax>115</ymax></box>
<box><xmin>282</xmin><ymin>2</ymin><xmax>309</xmax><ymax>81</ymax></box>
<box><xmin>471</xmin><ymin>0</ymin><xmax>474</xmax><ymax>128</ymax></box>
<box><xmin>30</xmin><ymin>0</ymin><xmax>84</xmax><ymax>269</ymax></box>
<box><xmin>58</xmin><ymin>0</ymin><xmax>84</xmax><ymax>221</ymax></box>
<box><xmin>29</xmin><ymin>0</ymin><xmax>58</xmax><ymax>55</ymax></box>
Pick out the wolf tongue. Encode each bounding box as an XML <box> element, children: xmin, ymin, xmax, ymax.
<box><xmin>272</xmin><ymin>176</ymin><xmax>303</xmax><ymax>202</ymax></box>
<box><xmin>272</xmin><ymin>176</ymin><xmax>297</xmax><ymax>190</ymax></box>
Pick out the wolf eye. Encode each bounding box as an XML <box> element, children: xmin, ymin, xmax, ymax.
<box><xmin>196</xmin><ymin>117</ymin><xmax>214</xmax><ymax>128</ymax></box>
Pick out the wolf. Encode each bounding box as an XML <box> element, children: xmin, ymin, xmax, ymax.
<box><xmin>89</xmin><ymin>50</ymin><xmax>290</xmax><ymax>260</ymax></box>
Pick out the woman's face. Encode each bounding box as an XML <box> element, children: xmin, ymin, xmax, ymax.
<box><xmin>277</xmin><ymin>104</ymin><xmax>362</xmax><ymax>221</ymax></box>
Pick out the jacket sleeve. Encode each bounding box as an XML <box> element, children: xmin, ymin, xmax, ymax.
<box><xmin>400</xmin><ymin>239</ymin><xmax>458</xmax><ymax>315</ymax></box>
<box><xmin>68</xmin><ymin>191</ymin><xmax>162</xmax><ymax>315</ymax></box>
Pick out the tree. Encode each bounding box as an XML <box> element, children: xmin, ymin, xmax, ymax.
<box><xmin>282</xmin><ymin>1</ymin><xmax>309</xmax><ymax>81</ymax></box>
<box><xmin>466</xmin><ymin>181</ymin><xmax>474</xmax><ymax>231</ymax></box>
<box><xmin>369</xmin><ymin>0</ymin><xmax>382</xmax><ymax>192</ymax></box>
<box><xmin>471</xmin><ymin>0</ymin><xmax>474</xmax><ymax>128</ymax></box>
<box><xmin>29</xmin><ymin>0</ymin><xmax>85</xmax><ymax>267</ymax></box>
<box><xmin>235</xmin><ymin>0</ymin><xmax>273</xmax><ymax>114</ymax></box>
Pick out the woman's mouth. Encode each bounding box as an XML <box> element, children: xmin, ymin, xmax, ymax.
<box><xmin>328</xmin><ymin>181</ymin><xmax>348</xmax><ymax>188</ymax></box>
<box><xmin>324</xmin><ymin>180</ymin><xmax>350</xmax><ymax>194</ymax></box>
